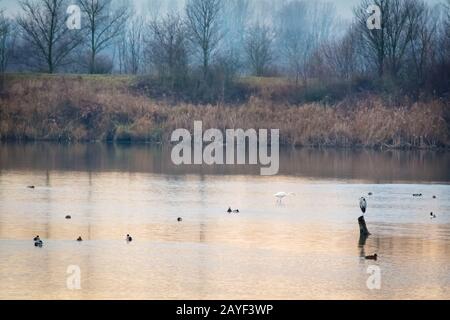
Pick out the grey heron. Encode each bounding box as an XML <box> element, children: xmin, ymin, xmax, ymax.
<box><xmin>359</xmin><ymin>197</ymin><xmax>367</xmax><ymax>214</ymax></box>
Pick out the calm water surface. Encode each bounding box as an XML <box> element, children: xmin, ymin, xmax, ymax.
<box><xmin>0</xmin><ymin>143</ymin><xmax>449</xmax><ymax>299</ymax></box>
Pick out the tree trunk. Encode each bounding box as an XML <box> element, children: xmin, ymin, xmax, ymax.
<box><xmin>90</xmin><ymin>50</ymin><xmax>96</xmax><ymax>74</ymax></box>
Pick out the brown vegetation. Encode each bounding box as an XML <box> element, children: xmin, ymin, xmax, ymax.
<box><xmin>0</xmin><ymin>74</ymin><xmax>448</xmax><ymax>148</ymax></box>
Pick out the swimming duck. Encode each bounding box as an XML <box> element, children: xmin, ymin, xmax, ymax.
<box><xmin>413</xmin><ymin>193</ymin><xmax>423</xmax><ymax>197</ymax></box>
<box><xmin>33</xmin><ymin>235</ymin><xmax>40</xmax><ymax>241</ymax></box>
<box><xmin>433</xmin><ymin>195</ymin><xmax>436</xmax><ymax>199</ymax></box>
<box><xmin>368</xmin><ymin>192</ymin><xmax>373</xmax><ymax>196</ymax></box>
<box><xmin>126</xmin><ymin>234</ymin><xmax>133</xmax><ymax>242</ymax></box>
<box><xmin>27</xmin><ymin>186</ymin><xmax>35</xmax><ymax>189</ymax></box>
<box><xmin>232</xmin><ymin>209</ymin><xmax>240</xmax><ymax>213</ymax></box>
<box><xmin>430</xmin><ymin>212</ymin><xmax>437</xmax><ymax>219</ymax></box>
<box><xmin>177</xmin><ymin>217</ymin><xmax>183</xmax><ymax>222</ymax></box>
<box><xmin>365</xmin><ymin>254</ymin><xmax>377</xmax><ymax>260</ymax></box>
<box><xmin>77</xmin><ymin>236</ymin><xmax>83</xmax><ymax>242</ymax></box>
<box><xmin>65</xmin><ymin>215</ymin><xmax>71</xmax><ymax>219</ymax></box>
<box><xmin>34</xmin><ymin>239</ymin><xmax>43</xmax><ymax>247</ymax></box>
<box><xmin>227</xmin><ymin>207</ymin><xmax>232</xmax><ymax>213</ymax></box>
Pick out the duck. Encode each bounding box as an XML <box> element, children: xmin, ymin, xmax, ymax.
<box><xmin>65</xmin><ymin>215</ymin><xmax>72</xmax><ymax>220</ymax></box>
<box><xmin>27</xmin><ymin>186</ymin><xmax>35</xmax><ymax>189</ymax></box>
<box><xmin>433</xmin><ymin>195</ymin><xmax>437</xmax><ymax>199</ymax></box>
<box><xmin>232</xmin><ymin>209</ymin><xmax>240</xmax><ymax>213</ymax></box>
<box><xmin>430</xmin><ymin>212</ymin><xmax>437</xmax><ymax>219</ymax></box>
<box><xmin>227</xmin><ymin>207</ymin><xmax>232</xmax><ymax>213</ymax></box>
<box><xmin>33</xmin><ymin>235</ymin><xmax>40</xmax><ymax>241</ymax></box>
<box><xmin>365</xmin><ymin>254</ymin><xmax>378</xmax><ymax>260</ymax></box>
<box><xmin>34</xmin><ymin>239</ymin><xmax>43</xmax><ymax>247</ymax></box>
<box><xmin>413</xmin><ymin>193</ymin><xmax>423</xmax><ymax>197</ymax></box>
<box><xmin>368</xmin><ymin>192</ymin><xmax>373</xmax><ymax>196</ymax></box>
<box><xmin>76</xmin><ymin>236</ymin><xmax>83</xmax><ymax>242</ymax></box>
<box><xmin>126</xmin><ymin>234</ymin><xmax>133</xmax><ymax>242</ymax></box>
<box><xmin>177</xmin><ymin>217</ymin><xmax>183</xmax><ymax>222</ymax></box>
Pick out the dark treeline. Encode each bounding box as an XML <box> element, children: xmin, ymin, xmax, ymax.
<box><xmin>0</xmin><ymin>0</ymin><xmax>449</xmax><ymax>104</ymax></box>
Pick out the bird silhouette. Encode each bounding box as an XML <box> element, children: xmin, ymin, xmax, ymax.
<box><xmin>359</xmin><ymin>197</ymin><xmax>367</xmax><ymax>214</ymax></box>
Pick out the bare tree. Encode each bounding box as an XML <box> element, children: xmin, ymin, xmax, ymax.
<box><xmin>355</xmin><ymin>0</ymin><xmax>423</xmax><ymax>78</ymax></box>
<box><xmin>78</xmin><ymin>0</ymin><xmax>129</xmax><ymax>74</ymax></box>
<box><xmin>0</xmin><ymin>9</ymin><xmax>5</xmax><ymax>39</ymax></box>
<box><xmin>145</xmin><ymin>0</ymin><xmax>163</xmax><ymax>21</ymax></box>
<box><xmin>0</xmin><ymin>9</ymin><xmax>11</xmax><ymax>72</ymax></box>
<box><xmin>16</xmin><ymin>0</ymin><xmax>83</xmax><ymax>73</ymax></box>
<box><xmin>444</xmin><ymin>0</ymin><xmax>450</xmax><ymax>58</ymax></box>
<box><xmin>320</xmin><ymin>26</ymin><xmax>365</xmax><ymax>81</ymax></box>
<box><xmin>119</xmin><ymin>15</ymin><xmax>144</xmax><ymax>74</ymax></box>
<box><xmin>146</xmin><ymin>13</ymin><xmax>189</xmax><ymax>87</ymax></box>
<box><xmin>185</xmin><ymin>0</ymin><xmax>223</xmax><ymax>79</ymax></box>
<box><xmin>0</xmin><ymin>8</ymin><xmax>8</xmax><ymax>91</ymax></box>
<box><xmin>244</xmin><ymin>24</ymin><xmax>274</xmax><ymax>76</ymax></box>
<box><xmin>406</xmin><ymin>1</ymin><xmax>437</xmax><ymax>84</ymax></box>
<box><xmin>275</xmin><ymin>1</ymin><xmax>336</xmax><ymax>85</ymax></box>
<box><xmin>221</xmin><ymin>0</ymin><xmax>249</xmax><ymax>63</ymax></box>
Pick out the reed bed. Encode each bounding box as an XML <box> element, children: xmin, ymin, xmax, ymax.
<box><xmin>0</xmin><ymin>75</ymin><xmax>448</xmax><ymax>148</ymax></box>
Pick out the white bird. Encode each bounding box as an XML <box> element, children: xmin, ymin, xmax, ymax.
<box><xmin>274</xmin><ymin>192</ymin><xmax>295</xmax><ymax>203</ymax></box>
<box><xmin>359</xmin><ymin>197</ymin><xmax>367</xmax><ymax>214</ymax></box>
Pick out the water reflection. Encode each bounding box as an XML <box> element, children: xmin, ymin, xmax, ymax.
<box><xmin>1</xmin><ymin>142</ymin><xmax>450</xmax><ymax>182</ymax></box>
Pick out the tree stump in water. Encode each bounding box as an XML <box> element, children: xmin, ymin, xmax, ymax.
<box><xmin>359</xmin><ymin>234</ymin><xmax>368</xmax><ymax>247</ymax></box>
<box><xmin>358</xmin><ymin>216</ymin><xmax>371</xmax><ymax>236</ymax></box>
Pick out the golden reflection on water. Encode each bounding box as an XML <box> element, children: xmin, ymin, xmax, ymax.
<box><xmin>1</xmin><ymin>142</ymin><xmax>450</xmax><ymax>182</ymax></box>
<box><xmin>0</xmin><ymin>143</ymin><xmax>450</xmax><ymax>299</ymax></box>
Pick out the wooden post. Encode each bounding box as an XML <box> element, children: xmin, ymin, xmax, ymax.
<box><xmin>358</xmin><ymin>216</ymin><xmax>370</xmax><ymax>236</ymax></box>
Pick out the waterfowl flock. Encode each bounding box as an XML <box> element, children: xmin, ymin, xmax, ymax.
<box><xmin>356</xmin><ymin>191</ymin><xmax>441</xmax><ymax>262</ymax></box>
<box><xmin>28</xmin><ymin>183</ymin><xmax>440</xmax><ymax>268</ymax></box>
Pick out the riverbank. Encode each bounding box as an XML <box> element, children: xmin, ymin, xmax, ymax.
<box><xmin>0</xmin><ymin>74</ymin><xmax>448</xmax><ymax>148</ymax></box>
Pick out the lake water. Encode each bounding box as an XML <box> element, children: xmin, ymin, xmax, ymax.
<box><xmin>0</xmin><ymin>143</ymin><xmax>449</xmax><ymax>300</ymax></box>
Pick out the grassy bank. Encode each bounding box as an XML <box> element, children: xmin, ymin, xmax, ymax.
<box><xmin>0</xmin><ymin>74</ymin><xmax>449</xmax><ymax>148</ymax></box>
